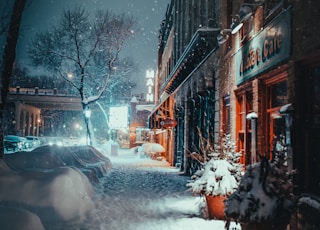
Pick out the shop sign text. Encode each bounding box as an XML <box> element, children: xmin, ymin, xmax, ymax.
<box><xmin>236</xmin><ymin>9</ymin><xmax>291</xmax><ymax>85</ymax></box>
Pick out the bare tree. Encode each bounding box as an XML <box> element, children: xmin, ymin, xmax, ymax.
<box><xmin>0</xmin><ymin>0</ymin><xmax>26</xmax><ymax>158</ymax></box>
<box><xmin>28</xmin><ymin>7</ymin><xmax>137</xmax><ymax>145</ymax></box>
<box><xmin>0</xmin><ymin>1</ymin><xmax>11</xmax><ymax>37</ymax></box>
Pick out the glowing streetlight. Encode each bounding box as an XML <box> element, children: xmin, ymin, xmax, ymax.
<box><xmin>67</xmin><ymin>73</ymin><xmax>74</xmax><ymax>79</ymax></box>
<box><xmin>85</xmin><ymin>109</ymin><xmax>91</xmax><ymax>119</ymax></box>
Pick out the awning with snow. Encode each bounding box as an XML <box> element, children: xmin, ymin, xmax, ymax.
<box><xmin>148</xmin><ymin>94</ymin><xmax>172</xmax><ymax>129</ymax></box>
<box><xmin>162</xmin><ymin>28</ymin><xmax>219</xmax><ymax>94</ymax></box>
<box><xmin>148</xmin><ymin>28</ymin><xmax>220</xmax><ymax>129</ymax></box>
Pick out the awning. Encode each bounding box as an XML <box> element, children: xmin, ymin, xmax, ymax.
<box><xmin>148</xmin><ymin>94</ymin><xmax>171</xmax><ymax>129</ymax></box>
<box><xmin>136</xmin><ymin>104</ymin><xmax>155</xmax><ymax>112</ymax></box>
<box><xmin>148</xmin><ymin>28</ymin><xmax>220</xmax><ymax>129</ymax></box>
<box><xmin>162</xmin><ymin>28</ymin><xmax>220</xmax><ymax>94</ymax></box>
<box><xmin>149</xmin><ymin>92</ymin><xmax>170</xmax><ymax>118</ymax></box>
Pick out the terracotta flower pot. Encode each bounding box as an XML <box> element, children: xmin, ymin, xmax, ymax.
<box><xmin>205</xmin><ymin>195</ymin><xmax>226</xmax><ymax>220</ymax></box>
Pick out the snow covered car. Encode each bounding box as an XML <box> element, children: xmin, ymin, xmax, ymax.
<box><xmin>4</xmin><ymin>135</ymin><xmax>26</xmax><ymax>152</ymax></box>
<box><xmin>25</xmin><ymin>136</ymin><xmax>41</xmax><ymax>149</ymax></box>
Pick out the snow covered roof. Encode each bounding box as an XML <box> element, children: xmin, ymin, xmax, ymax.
<box><xmin>246</xmin><ymin>112</ymin><xmax>258</xmax><ymax>119</ymax></box>
<box><xmin>136</xmin><ymin>104</ymin><xmax>155</xmax><ymax>112</ymax></box>
<box><xmin>280</xmin><ymin>103</ymin><xmax>293</xmax><ymax>113</ymax></box>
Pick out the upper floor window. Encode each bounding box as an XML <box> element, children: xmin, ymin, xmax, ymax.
<box><xmin>240</xmin><ymin>17</ymin><xmax>254</xmax><ymax>42</ymax></box>
<box><xmin>265</xmin><ymin>0</ymin><xmax>284</xmax><ymax>18</ymax></box>
<box><xmin>268</xmin><ymin>80</ymin><xmax>288</xmax><ymax>108</ymax></box>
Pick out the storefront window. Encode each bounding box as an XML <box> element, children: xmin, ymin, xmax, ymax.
<box><xmin>267</xmin><ymin>80</ymin><xmax>288</xmax><ymax>159</ymax></box>
<box><xmin>135</xmin><ymin>128</ymin><xmax>150</xmax><ymax>143</ymax></box>
<box><xmin>222</xmin><ymin>96</ymin><xmax>230</xmax><ymax>134</ymax></box>
<box><xmin>270</xmin><ymin>81</ymin><xmax>288</xmax><ymax>107</ymax></box>
<box><xmin>236</xmin><ymin>92</ymin><xmax>253</xmax><ymax>165</ymax></box>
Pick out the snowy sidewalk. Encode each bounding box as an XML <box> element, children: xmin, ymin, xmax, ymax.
<box><xmin>107</xmin><ymin>147</ymin><xmax>177</xmax><ymax>168</ymax></box>
<box><xmin>74</xmin><ymin>148</ymin><xmax>241</xmax><ymax>230</ymax></box>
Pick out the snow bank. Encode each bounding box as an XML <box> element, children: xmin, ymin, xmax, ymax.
<box><xmin>0</xmin><ymin>145</ymin><xmax>113</xmax><ymax>228</ymax></box>
<box><xmin>0</xmin><ymin>160</ymin><xmax>94</xmax><ymax>227</ymax></box>
<box><xmin>96</xmin><ymin>140</ymin><xmax>119</xmax><ymax>156</ymax></box>
<box><xmin>4</xmin><ymin>145</ymin><xmax>112</xmax><ymax>183</ymax></box>
<box><xmin>0</xmin><ymin>205</ymin><xmax>45</xmax><ymax>230</ymax></box>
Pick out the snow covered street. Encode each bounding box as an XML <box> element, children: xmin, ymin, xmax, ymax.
<box><xmin>1</xmin><ymin>145</ymin><xmax>241</xmax><ymax>230</ymax></box>
<box><xmin>62</xmin><ymin>148</ymin><xmax>240</xmax><ymax>230</ymax></box>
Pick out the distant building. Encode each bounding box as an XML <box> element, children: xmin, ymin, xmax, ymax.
<box><xmin>129</xmin><ymin>96</ymin><xmax>154</xmax><ymax>148</ymax></box>
<box><xmin>149</xmin><ymin>0</ymin><xmax>222</xmax><ymax>170</ymax></box>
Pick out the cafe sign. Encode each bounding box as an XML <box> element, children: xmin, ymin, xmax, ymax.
<box><xmin>236</xmin><ymin>9</ymin><xmax>291</xmax><ymax>85</ymax></box>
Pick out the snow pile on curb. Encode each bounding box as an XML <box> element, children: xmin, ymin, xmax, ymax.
<box><xmin>0</xmin><ymin>159</ymin><xmax>94</xmax><ymax>229</ymax></box>
<box><xmin>4</xmin><ymin>145</ymin><xmax>112</xmax><ymax>183</ymax></box>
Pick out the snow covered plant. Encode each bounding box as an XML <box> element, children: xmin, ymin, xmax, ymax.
<box><xmin>224</xmin><ymin>143</ymin><xmax>297</xmax><ymax>227</ymax></box>
<box><xmin>187</xmin><ymin>134</ymin><xmax>243</xmax><ymax>197</ymax></box>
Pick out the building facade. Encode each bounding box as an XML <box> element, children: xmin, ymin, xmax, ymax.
<box><xmin>150</xmin><ymin>1</ymin><xmax>320</xmax><ymax>215</ymax></box>
<box><xmin>225</xmin><ymin>0</ymin><xmax>320</xmax><ymax>198</ymax></box>
<box><xmin>149</xmin><ymin>0</ymin><xmax>224</xmax><ymax>173</ymax></box>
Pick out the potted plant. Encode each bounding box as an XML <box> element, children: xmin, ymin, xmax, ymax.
<box><xmin>224</xmin><ymin>135</ymin><xmax>297</xmax><ymax>229</ymax></box>
<box><xmin>187</xmin><ymin>133</ymin><xmax>243</xmax><ymax>220</ymax></box>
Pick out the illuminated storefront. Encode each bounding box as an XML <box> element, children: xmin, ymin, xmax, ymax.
<box><xmin>234</xmin><ymin>8</ymin><xmax>292</xmax><ymax>165</ymax></box>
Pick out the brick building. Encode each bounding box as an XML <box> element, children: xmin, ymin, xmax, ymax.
<box><xmin>148</xmin><ymin>0</ymin><xmax>223</xmax><ymax>172</ymax></box>
<box><xmin>149</xmin><ymin>1</ymin><xmax>320</xmax><ymax>226</ymax></box>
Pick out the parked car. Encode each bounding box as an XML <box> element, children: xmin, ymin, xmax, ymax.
<box><xmin>4</xmin><ymin>135</ymin><xmax>26</xmax><ymax>152</ymax></box>
<box><xmin>25</xmin><ymin>136</ymin><xmax>41</xmax><ymax>149</ymax></box>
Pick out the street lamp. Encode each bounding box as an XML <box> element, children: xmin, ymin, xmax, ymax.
<box><xmin>85</xmin><ymin>109</ymin><xmax>91</xmax><ymax>119</ymax></box>
<box><xmin>231</xmin><ymin>1</ymin><xmax>264</xmax><ymax>34</ymax></box>
<box><xmin>246</xmin><ymin>112</ymin><xmax>258</xmax><ymax>164</ymax></box>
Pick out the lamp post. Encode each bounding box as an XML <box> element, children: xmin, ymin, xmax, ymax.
<box><xmin>246</xmin><ymin>112</ymin><xmax>258</xmax><ymax>164</ymax></box>
<box><xmin>85</xmin><ymin>109</ymin><xmax>91</xmax><ymax>145</ymax></box>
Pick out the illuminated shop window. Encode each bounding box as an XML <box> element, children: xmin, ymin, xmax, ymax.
<box><xmin>236</xmin><ymin>92</ymin><xmax>253</xmax><ymax>165</ymax></box>
<box><xmin>266</xmin><ymin>80</ymin><xmax>288</xmax><ymax>159</ymax></box>
<box><xmin>136</xmin><ymin>128</ymin><xmax>150</xmax><ymax>142</ymax></box>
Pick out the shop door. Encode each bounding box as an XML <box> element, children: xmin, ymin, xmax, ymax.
<box><xmin>266</xmin><ymin>80</ymin><xmax>288</xmax><ymax>160</ymax></box>
<box><xmin>236</xmin><ymin>92</ymin><xmax>253</xmax><ymax>165</ymax></box>
<box><xmin>267</xmin><ymin>108</ymin><xmax>286</xmax><ymax>160</ymax></box>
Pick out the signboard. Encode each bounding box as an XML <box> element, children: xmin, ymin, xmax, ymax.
<box><xmin>236</xmin><ymin>9</ymin><xmax>291</xmax><ymax>85</ymax></box>
<box><xmin>146</xmin><ymin>69</ymin><xmax>154</xmax><ymax>102</ymax></box>
<box><xmin>109</xmin><ymin>106</ymin><xmax>128</xmax><ymax>129</ymax></box>
<box><xmin>160</xmin><ymin>119</ymin><xmax>177</xmax><ymax>129</ymax></box>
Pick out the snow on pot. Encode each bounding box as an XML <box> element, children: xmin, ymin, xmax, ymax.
<box><xmin>187</xmin><ymin>134</ymin><xmax>243</xmax><ymax>220</ymax></box>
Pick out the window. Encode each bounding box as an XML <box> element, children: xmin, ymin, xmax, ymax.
<box><xmin>222</xmin><ymin>95</ymin><xmax>230</xmax><ymax>134</ymax></box>
<box><xmin>240</xmin><ymin>17</ymin><xmax>253</xmax><ymax>42</ymax></box>
<box><xmin>236</xmin><ymin>92</ymin><xmax>253</xmax><ymax>165</ymax></box>
<box><xmin>265</xmin><ymin>0</ymin><xmax>284</xmax><ymax>17</ymax></box>
<box><xmin>136</xmin><ymin>128</ymin><xmax>150</xmax><ymax>142</ymax></box>
<box><xmin>266</xmin><ymin>80</ymin><xmax>288</xmax><ymax>159</ymax></box>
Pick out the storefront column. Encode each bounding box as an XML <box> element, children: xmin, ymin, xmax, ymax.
<box><xmin>248</xmin><ymin>115</ymin><xmax>258</xmax><ymax>164</ymax></box>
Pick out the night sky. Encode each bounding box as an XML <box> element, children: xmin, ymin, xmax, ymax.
<box><xmin>14</xmin><ymin>0</ymin><xmax>171</xmax><ymax>93</ymax></box>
